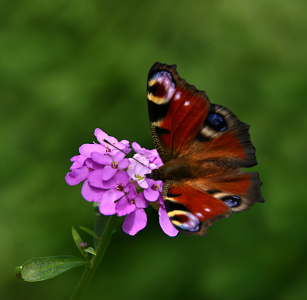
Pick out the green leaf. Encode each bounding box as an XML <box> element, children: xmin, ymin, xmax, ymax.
<box><xmin>79</xmin><ymin>226</ymin><xmax>99</xmax><ymax>240</ymax></box>
<box><xmin>72</xmin><ymin>227</ymin><xmax>86</xmax><ymax>259</ymax></box>
<box><xmin>84</xmin><ymin>247</ymin><xmax>96</xmax><ymax>256</ymax></box>
<box><xmin>15</xmin><ymin>256</ymin><xmax>87</xmax><ymax>282</ymax></box>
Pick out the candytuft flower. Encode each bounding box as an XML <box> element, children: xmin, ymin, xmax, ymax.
<box><xmin>144</xmin><ymin>178</ymin><xmax>163</xmax><ymax>202</ymax></box>
<box><xmin>127</xmin><ymin>160</ymin><xmax>151</xmax><ymax>188</ymax></box>
<box><xmin>65</xmin><ymin>128</ymin><xmax>177</xmax><ymax>236</ymax></box>
<box><xmin>99</xmin><ymin>171</ymin><xmax>130</xmax><ymax>215</ymax></box>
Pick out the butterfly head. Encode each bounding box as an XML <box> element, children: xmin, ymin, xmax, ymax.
<box><xmin>147</xmin><ymin>160</ymin><xmax>194</xmax><ymax>182</ymax></box>
<box><xmin>146</xmin><ymin>168</ymin><xmax>163</xmax><ymax>181</ymax></box>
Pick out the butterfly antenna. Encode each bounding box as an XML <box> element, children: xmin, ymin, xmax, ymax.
<box><xmin>114</xmin><ymin>188</ymin><xmax>134</xmax><ymax>203</ymax></box>
<box><xmin>102</xmin><ymin>139</ymin><xmax>150</xmax><ymax>169</ymax></box>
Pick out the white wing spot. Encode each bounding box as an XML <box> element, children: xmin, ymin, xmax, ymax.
<box><xmin>205</xmin><ymin>208</ymin><xmax>211</xmax><ymax>212</ymax></box>
<box><xmin>184</xmin><ymin>100</ymin><xmax>190</xmax><ymax>106</ymax></box>
<box><xmin>164</xmin><ymin>78</ymin><xmax>170</xmax><ymax>85</ymax></box>
<box><xmin>174</xmin><ymin>91</ymin><xmax>181</xmax><ymax>100</ymax></box>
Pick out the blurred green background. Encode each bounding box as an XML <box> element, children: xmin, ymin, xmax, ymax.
<box><xmin>1</xmin><ymin>0</ymin><xmax>306</xmax><ymax>299</ymax></box>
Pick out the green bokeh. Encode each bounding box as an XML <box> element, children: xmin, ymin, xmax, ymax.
<box><xmin>1</xmin><ymin>0</ymin><xmax>306</xmax><ymax>299</ymax></box>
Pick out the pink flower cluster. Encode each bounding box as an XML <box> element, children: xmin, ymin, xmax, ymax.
<box><xmin>65</xmin><ymin>128</ymin><xmax>178</xmax><ymax>237</ymax></box>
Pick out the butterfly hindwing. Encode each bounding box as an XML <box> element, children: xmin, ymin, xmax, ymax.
<box><xmin>188</xmin><ymin>170</ymin><xmax>264</xmax><ymax>213</ymax></box>
<box><xmin>163</xmin><ymin>181</ymin><xmax>232</xmax><ymax>236</ymax></box>
<box><xmin>162</xmin><ymin>169</ymin><xmax>263</xmax><ymax>236</ymax></box>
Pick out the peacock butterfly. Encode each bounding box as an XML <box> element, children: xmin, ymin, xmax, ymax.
<box><xmin>146</xmin><ymin>62</ymin><xmax>264</xmax><ymax>236</ymax></box>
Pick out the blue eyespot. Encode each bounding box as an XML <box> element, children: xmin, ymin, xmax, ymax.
<box><xmin>222</xmin><ymin>196</ymin><xmax>241</xmax><ymax>208</ymax></box>
<box><xmin>206</xmin><ymin>113</ymin><xmax>227</xmax><ymax>131</ymax></box>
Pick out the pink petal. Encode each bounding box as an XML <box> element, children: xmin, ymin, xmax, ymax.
<box><xmin>127</xmin><ymin>166</ymin><xmax>136</xmax><ymax>179</ymax></box>
<box><xmin>70</xmin><ymin>155</ymin><xmax>79</xmax><ymax>162</ymax></box>
<box><xmin>85</xmin><ymin>158</ymin><xmax>102</xmax><ymax>170</ymax></box>
<box><xmin>108</xmin><ymin>136</ymin><xmax>119</xmax><ymax>145</ymax></box>
<box><xmin>100</xmin><ymin>177</ymin><xmax>116</xmax><ymax>189</ymax></box>
<box><xmin>114</xmin><ymin>170</ymin><xmax>129</xmax><ymax>186</ymax></box>
<box><xmin>123</xmin><ymin>148</ymin><xmax>132</xmax><ymax>154</ymax></box>
<box><xmin>132</xmin><ymin>154</ymin><xmax>150</xmax><ymax>166</ymax></box>
<box><xmin>135</xmin><ymin>192</ymin><xmax>149</xmax><ymax>209</ymax></box>
<box><xmin>118</xmin><ymin>158</ymin><xmax>130</xmax><ymax>169</ymax></box>
<box><xmin>143</xmin><ymin>149</ymin><xmax>154</xmax><ymax>157</ymax></box>
<box><xmin>138</xmin><ymin>177</ymin><xmax>149</xmax><ymax>189</ymax></box>
<box><xmin>120</xmin><ymin>140</ymin><xmax>131</xmax><ymax>154</ymax></box>
<box><xmin>121</xmin><ymin>139</ymin><xmax>130</xmax><ymax>145</ymax></box>
<box><xmin>148</xmin><ymin>149</ymin><xmax>158</xmax><ymax>156</ymax></box>
<box><xmin>94</xmin><ymin>128</ymin><xmax>109</xmax><ymax>144</ymax></box>
<box><xmin>99</xmin><ymin>190</ymin><xmax>120</xmax><ymax>215</ymax></box>
<box><xmin>79</xmin><ymin>144</ymin><xmax>106</xmax><ymax>157</ymax></box>
<box><xmin>87</xmin><ymin>169</ymin><xmax>104</xmax><ymax>188</ymax></box>
<box><xmin>70</xmin><ymin>155</ymin><xmax>87</xmax><ymax>169</ymax></box>
<box><xmin>144</xmin><ymin>188</ymin><xmax>159</xmax><ymax>201</ymax></box>
<box><xmin>125</xmin><ymin>184</ymin><xmax>138</xmax><ymax>199</ymax></box>
<box><xmin>101</xmin><ymin>165</ymin><xmax>117</xmax><ymax>181</ymax></box>
<box><xmin>91</xmin><ymin>152</ymin><xmax>112</xmax><ymax>165</ymax></box>
<box><xmin>135</xmin><ymin>163</ymin><xmax>145</xmax><ymax>175</ymax></box>
<box><xmin>158</xmin><ymin>207</ymin><xmax>178</xmax><ymax>237</ymax></box>
<box><xmin>150</xmin><ymin>155</ymin><xmax>163</xmax><ymax>167</ymax></box>
<box><xmin>140</xmin><ymin>166</ymin><xmax>151</xmax><ymax>177</ymax></box>
<box><xmin>115</xmin><ymin>197</ymin><xmax>135</xmax><ymax>216</ymax></box>
<box><xmin>158</xmin><ymin>194</ymin><xmax>165</xmax><ymax>206</ymax></box>
<box><xmin>114</xmin><ymin>151</ymin><xmax>126</xmax><ymax>162</ymax></box>
<box><xmin>122</xmin><ymin>208</ymin><xmax>147</xmax><ymax>236</ymax></box>
<box><xmin>147</xmin><ymin>178</ymin><xmax>162</xmax><ymax>189</ymax></box>
<box><xmin>132</xmin><ymin>142</ymin><xmax>142</xmax><ymax>154</ymax></box>
<box><xmin>81</xmin><ymin>180</ymin><xmax>104</xmax><ymax>202</ymax></box>
<box><xmin>65</xmin><ymin>166</ymin><xmax>89</xmax><ymax>186</ymax></box>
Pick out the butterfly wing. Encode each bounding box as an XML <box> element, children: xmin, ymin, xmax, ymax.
<box><xmin>162</xmin><ymin>181</ymin><xmax>232</xmax><ymax>236</ymax></box>
<box><xmin>188</xmin><ymin>103</ymin><xmax>257</xmax><ymax>168</ymax></box>
<box><xmin>147</xmin><ymin>62</ymin><xmax>257</xmax><ymax>168</ymax></box>
<box><xmin>163</xmin><ymin>169</ymin><xmax>263</xmax><ymax>236</ymax></box>
<box><xmin>147</xmin><ymin>62</ymin><xmax>210</xmax><ymax>163</ymax></box>
<box><xmin>147</xmin><ymin>62</ymin><xmax>264</xmax><ymax>236</ymax></box>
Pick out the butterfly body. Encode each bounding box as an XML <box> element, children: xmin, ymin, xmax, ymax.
<box><xmin>148</xmin><ymin>157</ymin><xmax>231</xmax><ymax>182</ymax></box>
<box><xmin>146</xmin><ymin>62</ymin><xmax>264</xmax><ymax>236</ymax></box>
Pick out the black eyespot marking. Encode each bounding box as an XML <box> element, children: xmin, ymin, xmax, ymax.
<box><xmin>155</xmin><ymin>126</ymin><xmax>170</xmax><ymax>135</ymax></box>
<box><xmin>148</xmin><ymin>82</ymin><xmax>158</xmax><ymax>96</ymax></box>
<box><xmin>205</xmin><ymin>113</ymin><xmax>227</xmax><ymax>132</ymax></box>
<box><xmin>206</xmin><ymin>189</ymin><xmax>221</xmax><ymax>195</ymax></box>
<box><xmin>164</xmin><ymin>200</ymin><xmax>187</xmax><ymax>212</ymax></box>
<box><xmin>221</xmin><ymin>195</ymin><xmax>241</xmax><ymax>208</ymax></box>
<box><xmin>148</xmin><ymin>82</ymin><xmax>169</xmax><ymax>99</ymax></box>
<box><xmin>196</xmin><ymin>134</ymin><xmax>210</xmax><ymax>143</ymax></box>
<box><xmin>166</xmin><ymin>192</ymin><xmax>181</xmax><ymax>198</ymax></box>
<box><xmin>147</xmin><ymin>100</ymin><xmax>170</xmax><ymax>123</ymax></box>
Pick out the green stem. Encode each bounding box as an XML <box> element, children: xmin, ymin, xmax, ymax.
<box><xmin>69</xmin><ymin>215</ymin><xmax>118</xmax><ymax>300</ymax></box>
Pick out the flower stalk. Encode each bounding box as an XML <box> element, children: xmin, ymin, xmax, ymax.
<box><xmin>69</xmin><ymin>215</ymin><xmax>118</xmax><ymax>300</ymax></box>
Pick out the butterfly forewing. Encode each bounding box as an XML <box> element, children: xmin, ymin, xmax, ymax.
<box><xmin>147</xmin><ymin>62</ymin><xmax>210</xmax><ymax>162</ymax></box>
